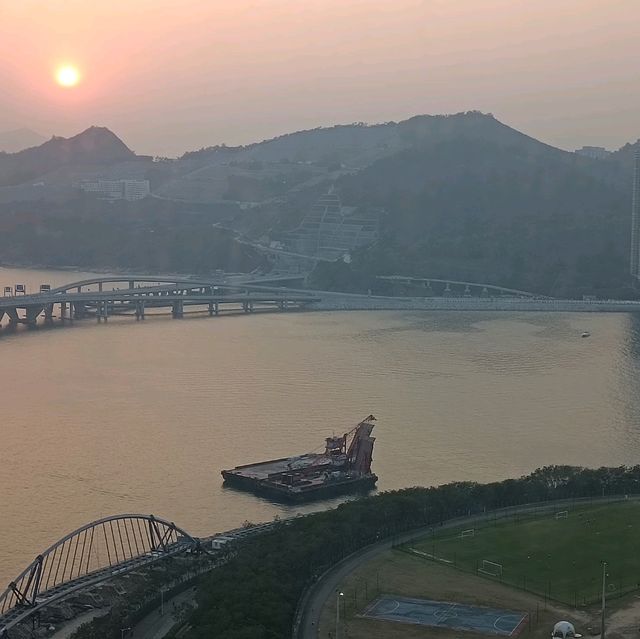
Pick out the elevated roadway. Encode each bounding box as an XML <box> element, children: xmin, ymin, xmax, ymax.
<box><xmin>0</xmin><ymin>276</ymin><xmax>319</xmax><ymax>326</ymax></box>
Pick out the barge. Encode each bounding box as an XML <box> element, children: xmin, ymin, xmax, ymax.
<box><xmin>221</xmin><ymin>415</ymin><xmax>378</xmax><ymax>502</ymax></box>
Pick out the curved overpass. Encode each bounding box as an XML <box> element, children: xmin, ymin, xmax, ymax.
<box><xmin>0</xmin><ymin>276</ymin><xmax>319</xmax><ymax>325</ymax></box>
<box><xmin>377</xmin><ymin>275</ymin><xmax>549</xmax><ymax>299</ymax></box>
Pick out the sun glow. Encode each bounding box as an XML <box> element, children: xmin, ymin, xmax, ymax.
<box><xmin>55</xmin><ymin>65</ymin><xmax>81</xmax><ymax>88</ymax></box>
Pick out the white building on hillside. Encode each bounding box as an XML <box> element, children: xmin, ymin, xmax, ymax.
<box><xmin>79</xmin><ymin>179</ymin><xmax>150</xmax><ymax>201</ymax></box>
<box><xmin>574</xmin><ymin>146</ymin><xmax>611</xmax><ymax>160</ymax></box>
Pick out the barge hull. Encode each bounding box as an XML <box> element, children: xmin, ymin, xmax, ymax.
<box><xmin>222</xmin><ymin>471</ymin><xmax>378</xmax><ymax>502</ymax></box>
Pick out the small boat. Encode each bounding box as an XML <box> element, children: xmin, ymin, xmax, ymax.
<box><xmin>581</xmin><ymin>331</ymin><xmax>591</xmax><ymax>338</ymax></box>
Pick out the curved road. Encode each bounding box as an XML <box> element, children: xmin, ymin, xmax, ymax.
<box><xmin>297</xmin><ymin>495</ymin><xmax>636</xmax><ymax>639</ymax></box>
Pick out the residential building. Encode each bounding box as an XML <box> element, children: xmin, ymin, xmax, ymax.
<box><xmin>78</xmin><ymin>179</ymin><xmax>150</xmax><ymax>201</ymax></box>
<box><xmin>575</xmin><ymin>146</ymin><xmax>611</xmax><ymax>160</ymax></box>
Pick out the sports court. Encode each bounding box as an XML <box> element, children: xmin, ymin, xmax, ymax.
<box><xmin>362</xmin><ymin>595</ymin><xmax>528</xmax><ymax>636</ymax></box>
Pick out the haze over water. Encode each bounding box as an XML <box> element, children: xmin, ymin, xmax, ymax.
<box><xmin>2</xmin><ymin>267</ymin><xmax>640</xmax><ymax>586</ymax></box>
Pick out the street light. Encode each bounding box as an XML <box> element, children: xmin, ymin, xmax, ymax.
<box><xmin>601</xmin><ymin>561</ymin><xmax>608</xmax><ymax>639</ymax></box>
<box><xmin>120</xmin><ymin>627</ymin><xmax>131</xmax><ymax>639</ymax></box>
<box><xmin>336</xmin><ymin>591</ymin><xmax>344</xmax><ymax>639</ymax></box>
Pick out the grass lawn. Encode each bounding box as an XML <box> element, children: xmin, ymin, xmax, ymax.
<box><xmin>407</xmin><ymin>501</ymin><xmax>640</xmax><ymax>605</ymax></box>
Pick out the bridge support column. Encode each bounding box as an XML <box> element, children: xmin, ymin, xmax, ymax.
<box><xmin>208</xmin><ymin>301</ymin><xmax>219</xmax><ymax>316</ymax></box>
<box><xmin>25</xmin><ymin>305</ymin><xmax>42</xmax><ymax>327</ymax></box>
<box><xmin>44</xmin><ymin>304</ymin><xmax>54</xmax><ymax>322</ymax></box>
<box><xmin>73</xmin><ymin>303</ymin><xmax>87</xmax><ymax>319</ymax></box>
<box><xmin>98</xmin><ymin>282</ymin><xmax>103</xmax><ymax>292</ymax></box>
<box><xmin>97</xmin><ymin>301</ymin><xmax>109</xmax><ymax>322</ymax></box>
<box><xmin>135</xmin><ymin>300</ymin><xmax>145</xmax><ymax>320</ymax></box>
<box><xmin>6</xmin><ymin>307</ymin><xmax>19</xmax><ymax>325</ymax></box>
<box><xmin>172</xmin><ymin>300</ymin><xmax>183</xmax><ymax>318</ymax></box>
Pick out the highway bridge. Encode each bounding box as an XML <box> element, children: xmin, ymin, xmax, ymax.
<box><xmin>0</xmin><ymin>276</ymin><xmax>319</xmax><ymax>326</ymax></box>
<box><xmin>0</xmin><ymin>515</ymin><xmax>204</xmax><ymax>636</ymax></box>
<box><xmin>376</xmin><ymin>275</ymin><xmax>551</xmax><ymax>298</ymax></box>
<box><xmin>2</xmin><ymin>275</ymin><xmax>640</xmax><ymax>331</ymax></box>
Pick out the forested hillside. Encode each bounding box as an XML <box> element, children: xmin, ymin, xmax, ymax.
<box><xmin>310</xmin><ymin>114</ymin><xmax>637</xmax><ymax>298</ymax></box>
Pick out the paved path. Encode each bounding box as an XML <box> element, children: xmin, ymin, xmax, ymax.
<box><xmin>129</xmin><ymin>587</ymin><xmax>197</xmax><ymax>639</ymax></box>
<box><xmin>297</xmin><ymin>495</ymin><xmax>636</xmax><ymax>639</ymax></box>
<box><xmin>49</xmin><ymin>610</ymin><xmax>105</xmax><ymax>639</ymax></box>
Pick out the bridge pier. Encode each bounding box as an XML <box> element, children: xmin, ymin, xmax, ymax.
<box><xmin>44</xmin><ymin>304</ymin><xmax>54</xmax><ymax>322</ymax></box>
<box><xmin>172</xmin><ymin>300</ymin><xmax>184</xmax><ymax>318</ymax></box>
<box><xmin>97</xmin><ymin>301</ymin><xmax>109</xmax><ymax>322</ymax></box>
<box><xmin>208</xmin><ymin>301</ymin><xmax>219</xmax><ymax>316</ymax></box>
<box><xmin>135</xmin><ymin>300</ymin><xmax>145</xmax><ymax>320</ymax></box>
<box><xmin>25</xmin><ymin>306</ymin><xmax>42</xmax><ymax>327</ymax></box>
<box><xmin>6</xmin><ymin>307</ymin><xmax>18</xmax><ymax>325</ymax></box>
<box><xmin>73</xmin><ymin>302</ymin><xmax>87</xmax><ymax>320</ymax></box>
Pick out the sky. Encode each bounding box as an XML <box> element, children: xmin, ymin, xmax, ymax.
<box><xmin>0</xmin><ymin>0</ymin><xmax>639</xmax><ymax>157</ymax></box>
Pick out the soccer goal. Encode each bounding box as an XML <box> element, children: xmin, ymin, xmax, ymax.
<box><xmin>555</xmin><ymin>510</ymin><xmax>569</xmax><ymax>520</ymax></box>
<box><xmin>478</xmin><ymin>560</ymin><xmax>503</xmax><ymax>577</ymax></box>
<box><xmin>460</xmin><ymin>528</ymin><xmax>475</xmax><ymax>539</ymax></box>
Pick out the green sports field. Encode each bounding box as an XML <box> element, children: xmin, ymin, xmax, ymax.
<box><xmin>406</xmin><ymin>501</ymin><xmax>640</xmax><ymax>606</ymax></box>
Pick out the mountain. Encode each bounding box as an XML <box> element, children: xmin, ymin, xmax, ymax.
<box><xmin>0</xmin><ymin>126</ymin><xmax>136</xmax><ymax>187</ymax></box>
<box><xmin>307</xmin><ymin>112</ymin><xmax>635</xmax><ymax>298</ymax></box>
<box><xmin>0</xmin><ymin>128</ymin><xmax>47</xmax><ymax>153</ymax></box>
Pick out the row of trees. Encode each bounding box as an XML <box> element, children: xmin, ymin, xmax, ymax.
<box><xmin>180</xmin><ymin>465</ymin><xmax>640</xmax><ymax>638</ymax></box>
<box><xmin>68</xmin><ymin>465</ymin><xmax>640</xmax><ymax>639</ymax></box>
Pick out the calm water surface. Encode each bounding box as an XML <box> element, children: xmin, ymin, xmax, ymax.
<box><xmin>1</xmin><ymin>267</ymin><xmax>640</xmax><ymax>585</ymax></box>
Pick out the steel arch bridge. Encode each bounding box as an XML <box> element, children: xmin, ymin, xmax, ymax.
<box><xmin>0</xmin><ymin>514</ymin><xmax>200</xmax><ymax>635</ymax></box>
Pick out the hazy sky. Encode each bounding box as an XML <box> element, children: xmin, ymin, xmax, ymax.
<box><xmin>1</xmin><ymin>0</ymin><xmax>638</xmax><ymax>156</ymax></box>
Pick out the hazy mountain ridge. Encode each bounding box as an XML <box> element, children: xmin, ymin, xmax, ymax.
<box><xmin>309</xmin><ymin>115</ymin><xmax>634</xmax><ymax>297</ymax></box>
<box><xmin>0</xmin><ymin>114</ymin><xmax>637</xmax><ymax>297</ymax></box>
<box><xmin>0</xmin><ymin>126</ymin><xmax>135</xmax><ymax>187</ymax></box>
<box><xmin>0</xmin><ymin>128</ymin><xmax>47</xmax><ymax>153</ymax></box>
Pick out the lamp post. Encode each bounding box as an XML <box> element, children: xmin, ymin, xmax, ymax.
<box><xmin>601</xmin><ymin>562</ymin><xmax>607</xmax><ymax>639</ymax></box>
<box><xmin>335</xmin><ymin>591</ymin><xmax>344</xmax><ymax>639</ymax></box>
<box><xmin>120</xmin><ymin>627</ymin><xmax>131</xmax><ymax>639</ymax></box>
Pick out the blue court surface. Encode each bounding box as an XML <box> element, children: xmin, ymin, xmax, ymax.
<box><xmin>362</xmin><ymin>595</ymin><xmax>528</xmax><ymax>636</ymax></box>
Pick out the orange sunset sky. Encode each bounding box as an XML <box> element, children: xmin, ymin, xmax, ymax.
<box><xmin>0</xmin><ymin>0</ymin><xmax>638</xmax><ymax>156</ymax></box>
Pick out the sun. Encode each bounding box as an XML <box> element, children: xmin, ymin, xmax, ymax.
<box><xmin>55</xmin><ymin>65</ymin><xmax>81</xmax><ymax>88</ymax></box>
